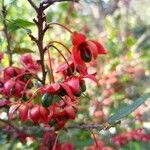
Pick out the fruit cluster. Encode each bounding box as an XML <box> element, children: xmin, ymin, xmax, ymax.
<box><xmin>0</xmin><ymin>30</ymin><xmax>106</xmax><ymax>130</ymax></box>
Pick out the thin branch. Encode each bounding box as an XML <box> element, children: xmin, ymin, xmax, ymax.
<box><xmin>66</xmin><ymin>124</ymin><xmax>104</xmax><ymax>130</ymax></box>
<box><xmin>2</xmin><ymin>0</ymin><xmax>13</xmax><ymax>66</ymax></box>
<box><xmin>28</xmin><ymin>33</ymin><xmax>38</xmax><ymax>43</ymax></box>
<box><xmin>27</xmin><ymin>0</ymin><xmax>38</xmax><ymax>11</ymax></box>
<box><xmin>0</xmin><ymin>118</ymin><xmax>104</xmax><ymax>131</ymax></box>
<box><xmin>131</xmin><ymin>29</ymin><xmax>150</xmax><ymax>52</ymax></box>
<box><xmin>105</xmin><ymin>0</ymin><xmax>120</xmax><ymax>15</ymax></box>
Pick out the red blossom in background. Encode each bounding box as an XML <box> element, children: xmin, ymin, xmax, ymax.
<box><xmin>112</xmin><ymin>128</ymin><xmax>150</xmax><ymax>147</ymax></box>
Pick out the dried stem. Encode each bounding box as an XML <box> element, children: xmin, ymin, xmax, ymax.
<box><xmin>2</xmin><ymin>0</ymin><xmax>13</xmax><ymax>66</ymax></box>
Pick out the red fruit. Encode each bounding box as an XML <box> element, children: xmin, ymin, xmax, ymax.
<box><xmin>4</xmin><ymin>80</ymin><xmax>23</xmax><ymax>97</ymax></box>
<box><xmin>71</xmin><ymin>32</ymin><xmax>106</xmax><ymax>65</ymax></box>
<box><xmin>66</xmin><ymin>77</ymin><xmax>80</xmax><ymax>95</ymax></box>
<box><xmin>91</xmin><ymin>40</ymin><xmax>107</xmax><ymax>55</ymax></box>
<box><xmin>0</xmin><ymin>80</ymin><xmax>4</xmax><ymax>90</ymax></box>
<box><xmin>39</xmin><ymin>106</ymin><xmax>49</xmax><ymax>123</ymax></box>
<box><xmin>62</xmin><ymin>143</ymin><xmax>74</xmax><ymax>150</ymax></box>
<box><xmin>56</xmin><ymin>119</ymin><xmax>66</xmax><ymax>128</ymax></box>
<box><xmin>9</xmin><ymin>103</ymin><xmax>21</xmax><ymax>119</ymax></box>
<box><xmin>0</xmin><ymin>99</ymin><xmax>10</xmax><ymax>108</ymax></box>
<box><xmin>71</xmin><ymin>31</ymin><xmax>86</xmax><ymax>45</ymax></box>
<box><xmin>21</xmin><ymin>54</ymin><xmax>41</xmax><ymax>74</ymax></box>
<box><xmin>40</xmin><ymin>83</ymin><xmax>60</xmax><ymax>94</ymax></box>
<box><xmin>18</xmin><ymin>104</ymin><xmax>28</xmax><ymax>122</ymax></box>
<box><xmin>4</xmin><ymin>67</ymin><xmax>21</xmax><ymax>80</ymax></box>
<box><xmin>56</xmin><ymin>61</ymin><xmax>75</xmax><ymax>77</ymax></box>
<box><xmin>30</xmin><ymin>105</ymin><xmax>40</xmax><ymax>123</ymax></box>
<box><xmin>65</xmin><ymin>106</ymin><xmax>76</xmax><ymax>119</ymax></box>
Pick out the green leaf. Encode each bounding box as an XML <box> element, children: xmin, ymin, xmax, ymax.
<box><xmin>108</xmin><ymin>93</ymin><xmax>150</xmax><ymax>125</ymax></box>
<box><xmin>13</xmin><ymin>47</ymin><xmax>34</xmax><ymax>54</ymax></box>
<box><xmin>8</xmin><ymin>19</ymin><xmax>34</xmax><ymax>32</ymax></box>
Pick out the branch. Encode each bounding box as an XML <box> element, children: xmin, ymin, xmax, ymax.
<box><xmin>28</xmin><ymin>32</ymin><xmax>38</xmax><ymax>43</ymax></box>
<box><xmin>99</xmin><ymin>0</ymin><xmax>120</xmax><ymax>16</ymax></box>
<box><xmin>1</xmin><ymin>0</ymin><xmax>13</xmax><ymax>66</ymax></box>
<box><xmin>27</xmin><ymin>0</ymin><xmax>38</xmax><ymax>11</ymax></box>
<box><xmin>131</xmin><ymin>29</ymin><xmax>150</xmax><ymax>52</ymax></box>
<box><xmin>105</xmin><ymin>0</ymin><xmax>120</xmax><ymax>15</ymax></box>
<box><xmin>66</xmin><ymin>124</ymin><xmax>104</xmax><ymax>130</ymax></box>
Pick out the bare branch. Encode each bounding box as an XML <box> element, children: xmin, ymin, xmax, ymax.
<box><xmin>1</xmin><ymin>0</ymin><xmax>13</xmax><ymax>66</ymax></box>
<box><xmin>27</xmin><ymin>0</ymin><xmax>38</xmax><ymax>11</ymax></box>
<box><xmin>28</xmin><ymin>33</ymin><xmax>38</xmax><ymax>43</ymax></box>
<box><xmin>131</xmin><ymin>29</ymin><xmax>150</xmax><ymax>52</ymax></box>
<box><xmin>67</xmin><ymin>124</ymin><xmax>104</xmax><ymax>130</ymax></box>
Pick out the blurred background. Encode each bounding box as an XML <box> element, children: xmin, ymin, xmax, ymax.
<box><xmin>0</xmin><ymin>0</ymin><xmax>150</xmax><ymax>149</ymax></box>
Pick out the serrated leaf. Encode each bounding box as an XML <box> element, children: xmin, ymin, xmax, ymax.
<box><xmin>13</xmin><ymin>47</ymin><xmax>34</xmax><ymax>54</ymax></box>
<box><xmin>108</xmin><ymin>93</ymin><xmax>150</xmax><ymax>125</ymax></box>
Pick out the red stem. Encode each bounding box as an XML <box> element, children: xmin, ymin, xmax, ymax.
<box><xmin>50</xmin><ymin>45</ymin><xmax>73</xmax><ymax>74</ymax></box>
<box><xmin>27</xmin><ymin>88</ymin><xmax>42</xmax><ymax>103</ymax></box>
<box><xmin>90</xmin><ymin>129</ymin><xmax>99</xmax><ymax>149</ymax></box>
<box><xmin>52</xmin><ymin>133</ymin><xmax>59</xmax><ymax>150</ymax></box>
<box><xmin>49</xmin><ymin>41</ymin><xmax>71</xmax><ymax>54</ymax></box>
<box><xmin>48</xmin><ymin>50</ymin><xmax>55</xmax><ymax>83</ymax></box>
<box><xmin>20</xmin><ymin>78</ymin><xmax>33</xmax><ymax>100</ymax></box>
<box><xmin>48</xmin><ymin>22</ymin><xmax>73</xmax><ymax>34</ymax></box>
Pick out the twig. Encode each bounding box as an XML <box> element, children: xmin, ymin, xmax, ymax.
<box><xmin>27</xmin><ymin>0</ymin><xmax>38</xmax><ymax>11</ymax></box>
<box><xmin>1</xmin><ymin>0</ymin><xmax>13</xmax><ymax>66</ymax></box>
<box><xmin>66</xmin><ymin>124</ymin><xmax>104</xmax><ymax>130</ymax></box>
<box><xmin>131</xmin><ymin>29</ymin><xmax>150</xmax><ymax>52</ymax></box>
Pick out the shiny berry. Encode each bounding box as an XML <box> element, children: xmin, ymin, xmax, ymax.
<box><xmin>41</xmin><ymin>93</ymin><xmax>53</xmax><ymax>107</ymax></box>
